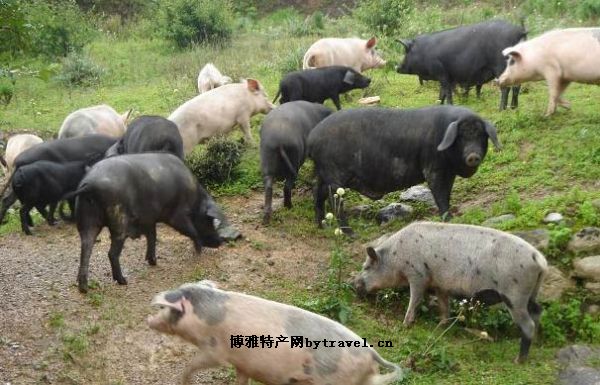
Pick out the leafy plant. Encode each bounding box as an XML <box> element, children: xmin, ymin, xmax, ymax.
<box><xmin>547</xmin><ymin>223</ymin><xmax>573</xmax><ymax>259</ymax></box>
<box><xmin>186</xmin><ymin>136</ymin><xmax>243</xmax><ymax>187</ymax></box>
<box><xmin>55</xmin><ymin>51</ymin><xmax>105</xmax><ymax>87</ymax></box>
<box><xmin>159</xmin><ymin>0</ymin><xmax>234</xmax><ymax>48</ymax></box>
<box><xmin>354</xmin><ymin>0</ymin><xmax>413</xmax><ymax>36</ymax></box>
<box><xmin>578</xmin><ymin>201</ymin><xmax>599</xmax><ymax>226</ymax></box>
<box><xmin>541</xmin><ymin>298</ymin><xmax>600</xmax><ymax>345</ymax></box>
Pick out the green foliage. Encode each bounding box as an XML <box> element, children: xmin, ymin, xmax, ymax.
<box><xmin>277</xmin><ymin>46</ymin><xmax>305</xmax><ymax>75</ymax></box>
<box><xmin>576</xmin><ymin>0</ymin><xmax>600</xmax><ymax>19</ymax></box>
<box><xmin>547</xmin><ymin>223</ymin><xmax>573</xmax><ymax>259</ymax></box>
<box><xmin>522</xmin><ymin>0</ymin><xmax>600</xmax><ymax>20</ymax></box>
<box><xmin>0</xmin><ymin>68</ymin><xmax>16</xmax><ymax>106</ymax></box>
<box><xmin>75</xmin><ymin>0</ymin><xmax>152</xmax><ymax>21</ymax></box>
<box><xmin>159</xmin><ymin>0</ymin><xmax>234</xmax><ymax>48</ymax></box>
<box><xmin>578</xmin><ymin>201</ymin><xmax>599</xmax><ymax>226</ymax></box>
<box><xmin>0</xmin><ymin>0</ymin><xmax>30</xmax><ymax>56</ymax></box>
<box><xmin>541</xmin><ymin>298</ymin><xmax>600</xmax><ymax>345</ymax></box>
<box><xmin>354</xmin><ymin>0</ymin><xmax>413</xmax><ymax>35</ymax></box>
<box><xmin>186</xmin><ymin>137</ymin><xmax>244</xmax><ymax>187</ymax></box>
<box><xmin>458</xmin><ymin>299</ymin><xmax>514</xmax><ymax>336</ymax></box>
<box><xmin>55</xmin><ymin>51</ymin><xmax>105</xmax><ymax>87</ymax></box>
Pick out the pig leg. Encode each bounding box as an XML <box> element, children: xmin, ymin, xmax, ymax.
<box><xmin>528</xmin><ymin>299</ymin><xmax>543</xmax><ymax>333</ymax></box>
<box><xmin>544</xmin><ymin>76</ymin><xmax>563</xmax><ymax>116</ymax></box>
<box><xmin>46</xmin><ymin>202</ymin><xmax>57</xmax><ymax>225</ymax></box>
<box><xmin>427</xmin><ymin>172</ymin><xmax>455</xmax><ymax>220</ymax></box>
<box><xmin>20</xmin><ymin>203</ymin><xmax>33</xmax><ymax>235</ymax></box>
<box><xmin>313</xmin><ymin>178</ymin><xmax>328</xmax><ymax>227</ymax></box>
<box><xmin>510</xmin><ymin>86</ymin><xmax>520</xmax><ymax>109</ymax></box>
<box><xmin>557</xmin><ymin>80</ymin><xmax>571</xmax><ymax>109</ymax></box>
<box><xmin>331</xmin><ymin>94</ymin><xmax>342</xmax><ymax>110</ymax></box>
<box><xmin>107</xmin><ymin>236</ymin><xmax>127</xmax><ymax>285</ymax></box>
<box><xmin>169</xmin><ymin>216</ymin><xmax>202</xmax><ymax>252</ymax></box>
<box><xmin>283</xmin><ymin>177</ymin><xmax>294</xmax><ymax>209</ymax></box>
<box><xmin>263</xmin><ymin>175</ymin><xmax>273</xmax><ymax>225</ymax></box>
<box><xmin>180</xmin><ymin>352</ymin><xmax>221</xmax><ymax>385</ymax></box>
<box><xmin>145</xmin><ymin>226</ymin><xmax>157</xmax><ymax>266</ymax></box>
<box><xmin>507</xmin><ymin>304</ymin><xmax>536</xmax><ymax>364</ymax></box>
<box><xmin>404</xmin><ymin>280</ymin><xmax>427</xmax><ymax>326</ymax></box>
<box><xmin>499</xmin><ymin>87</ymin><xmax>510</xmax><ymax>111</ymax></box>
<box><xmin>476</xmin><ymin>84</ymin><xmax>482</xmax><ymax>99</ymax></box>
<box><xmin>0</xmin><ymin>188</ymin><xmax>17</xmax><ymax>224</ymax></box>
<box><xmin>77</xmin><ymin>225</ymin><xmax>102</xmax><ymax>293</ymax></box>
<box><xmin>238</xmin><ymin>119</ymin><xmax>255</xmax><ymax>145</ymax></box>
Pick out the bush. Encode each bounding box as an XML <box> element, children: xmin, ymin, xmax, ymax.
<box><xmin>75</xmin><ymin>0</ymin><xmax>151</xmax><ymax>21</ymax></box>
<box><xmin>354</xmin><ymin>0</ymin><xmax>413</xmax><ymax>36</ymax></box>
<box><xmin>0</xmin><ymin>68</ymin><xmax>16</xmax><ymax>106</ymax></box>
<box><xmin>55</xmin><ymin>52</ymin><xmax>105</xmax><ymax>87</ymax></box>
<box><xmin>186</xmin><ymin>137</ymin><xmax>243</xmax><ymax>186</ymax></box>
<box><xmin>541</xmin><ymin>298</ymin><xmax>600</xmax><ymax>345</ymax></box>
<box><xmin>159</xmin><ymin>0</ymin><xmax>234</xmax><ymax>48</ymax></box>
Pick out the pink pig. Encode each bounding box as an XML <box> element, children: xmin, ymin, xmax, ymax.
<box><xmin>303</xmin><ymin>37</ymin><xmax>386</xmax><ymax>73</ymax></box>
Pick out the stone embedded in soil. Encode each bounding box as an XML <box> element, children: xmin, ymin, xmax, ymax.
<box><xmin>376</xmin><ymin>203</ymin><xmax>413</xmax><ymax>224</ymax></box>
<box><xmin>539</xmin><ymin>266</ymin><xmax>575</xmax><ymax>301</ymax></box>
<box><xmin>557</xmin><ymin>345</ymin><xmax>600</xmax><ymax>385</ymax></box>
<box><xmin>572</xmin><ymin>256</ymin><xmax>600</xmax><ymax>281</ymax></box>
<box><xmin>512</xmin><ymin>228</ymin><xmax>550</xmax><ymax>250</ymax></box>
<box><xmin>584</xmin><ymin>281</ymin><xmax>600</xmax><ymax>294</ymax></box>
<box><xmin>348</xmin><ymin>204</ymin><xmax>372</xmax><ymax>218</ymax></box>
<box><xmin>482</xmin><ymin>214</ymin><xmax>515</xmax><ymax>226</ymax></box>
<box><xmin>567</xmin><ymin>227</ymin><xmax>600</xmax><ymax>254</ymax></box>
<box><xmin>399</xmin><ymin>185</ymin><xmax>436</xmax><ymax>207</ymax></box>
<box><xmin>544</xmin><ymin>212</ymin><xmax>564</xmax><ymax>223</ymax></box>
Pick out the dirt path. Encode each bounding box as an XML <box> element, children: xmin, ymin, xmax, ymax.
<box><xmin>0</xmin><ymin>191</ymin><xmax>331</xmax><ymax>385</ymax></box>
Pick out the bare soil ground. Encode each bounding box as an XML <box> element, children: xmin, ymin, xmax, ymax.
<box><xmin>0</xmin><ymin>191</ymin><xmax>331</xmax><ymax>385</ymax></box>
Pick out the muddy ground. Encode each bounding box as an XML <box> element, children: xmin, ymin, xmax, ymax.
<box><xmin>0</xmin><ymin>191</ymin><xmax>333</xmax><ymax>385</ymax></box>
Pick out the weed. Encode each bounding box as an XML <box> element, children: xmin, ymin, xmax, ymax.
<box><xmin>55</xmin><ymin>52</ymin><xmax>105</xmax><ymax>87</ymax></box>
<box><xmin>186</xmin><ymin>136</ymin><xmax>244</xmax><ymax>187</ymax></box>
<box><xmin>541</xmin><ymin>298</ymin><xmax>600</xmax><ymax>345</ymax></box>
<box><xmin>48</xmin><ymin>312</ymin><xmax>65</xmax><ymax>329</ymax></box>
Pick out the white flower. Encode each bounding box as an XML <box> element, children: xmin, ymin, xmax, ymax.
<box><xmin>325</xmin><ymin>212</ymin><xmax>334</xmax><ymax>220</ymax></box>
<box><xmin>173</xmin><ymin>88</ymin><xmax>179</xmax><ymax>93</ymax></box>
<box><xmin>480</xmin><ymin>331</ymin><xmax>489</xmax><ymax>339</ymax></box>
<box><xmin>333</xmin><ymin>193</ymin><xmax>339</xmax><ymax>199</ymax></box>
<box><xmin>336</xmin><ymin>187</ymin><xmax>345</xmax><ymax>196</ymax></box>
<box><xmin>334</xmin><ymin>228</ymin><xmax>343</xmax><ymax>236</ymax></box>
<box><xmin>458</xmin><ymin>315</ymin><xmax>465</xmax><ymax>322</ymax></box>
<box><xmin>321</xmin><ymin>220</ymin><xmax>327</xmax><ymax>226</ymax></box>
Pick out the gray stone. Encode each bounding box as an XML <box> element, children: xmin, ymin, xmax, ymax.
<box><xmin>399</xmin><ymin>185</ymin><xmax>436</xmax><ymax>207</ymax></box>
<box><xmin>482</xmin><ymin>214</ymin><xmax>516</xmax><ymax>226</ymax></box>
<box><xmin>592</xmin><ymin>199</ymin><xmax>600</xmax><ymax>211</ymax></box>
<box><xmin>512</xmin><ymin>229</ymin><xmax>550</xmax><ymax>250</ymax></box>
<box><xmin>585</xmin><ymin>304</ymin><xmax>600</xmax><ymax>315</ymax></box>
<box><xmin>376</xmin><ymin>203</ymin><xmax>413</xmax><ymax>224</ymax></box>
<box><xmin>558</xmin><ymin>366</ymin><xmax>600</xmax><ymax>385</ymax></box>
<box><xmin>539</xmin><ymin>266</ymin><xmax>575</xmax><ymax>301</ymax></box>
<box><xmin>544</xmin><ymin>212</ymin><xmax>564</xmax><ymax>223</ymax></box>
<box><xmin>348</xmin><ymin>204</ymin><xmax>372</xmax><ymax>218</ymax></box>
<box><xmin>568</xmin><ymin>227</ymin><xmax>600</xmax><ymax>254</ymax></box>
<box><xmin>584</xmin><ymin>282</ymin><xmax>600</xmax><ymax>294</ymax></box>
<box><xmin>572</xmin><ymin>256</ymin><xmax>600</xmax><ymax>281</ymax></box>
<box><xmin>557</xmin><ymin>345</ymin><xmax>600</xmax><ymax>385</ymax></box>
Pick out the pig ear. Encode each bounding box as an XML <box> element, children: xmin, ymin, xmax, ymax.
<box><xmin>437</xmin><ymin>120</ymin><xmax>459</xmax><ymax>151</ymax></box>
<box><xmin>397</xmin><ymin>39</ymin><xmax>412</xmax><ymax>51</ymax></box>
<box><xmin>246</xmin><ymin>78</ymin><xmax>260</xmax><ymax>92</ymax></box>
<box><xmin>152</xmin><ymin>294</ymin><xmax>185</xmax><ymax>313</ymax></box>
<box><xmin>502</xmin><ymin>48</ymin><xmax>522</xmax><ymax>62</ymax></box>
<box><xmin>121</xmin><ymin>109</ymin><xmax>133</xmax><ymax>124</ymax></box>
<box><xmin>366</xmin><ymin>246</ymin><xmax>379</xmax><ymax>262</ymax></box>
<box><xmin>366</xmin><ymin>37</ymin><xmax>377</xmax><ymax>49</ymax></box>
<box><xmin>484</xmin><ymin>120</ymin><xmax>502</xmax><ymax>151</ymax></box>
<box><xmin>343</xmin><ymin>70</ymin><xmax>356</xmax><ymax>85</ymax></box>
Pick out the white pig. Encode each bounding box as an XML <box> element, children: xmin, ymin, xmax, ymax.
<box><xmin>148</xmin><ymin>280</ymin><xmax>403</xmax><ymax>385</ymax></box>
<box><xmin>168</xmin><ymin>79</ymin><xmax>275</xmax><ymax>153</ymax></box>
<box><xmin>498</xmin><ymin>28</ymin><xmax>600</xmax><ymax>116</ymax></box>
<box><xmin>354</xmin><ymin>222</ymin><xmax>548</xmax><ymax>364</ymax></box>
<box><xmin>303</xmin><ymin>37</ymin><xmax>386</xmax><ymax>73</ymax></box>
<box><xmin>197</xmin><ymin>63</ymin><xmax>232</xmax><ymax>93</ymax></box>
<box><xmin>58</xmin><ymin>104</ymin><xmax>131</xmax><ymax>139</ymax></box>
<box><xmin>2</xmin><ymin>134</ymin><xmax>43</xmax><ymax>172</ymax></box>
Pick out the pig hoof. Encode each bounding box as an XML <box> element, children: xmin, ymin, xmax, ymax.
<box><xmin>116</xmin><ymin>278</ymin><xmax>128</xmax><ymax>285</ymax></box>
<box><xmin>147</xmin><ymin>258</ymin><xmax>157</xmax><ymax>266</ymax></box>
<box><xmin>514</xmin><ymin>356</ymin><xmax>527</xmax><ymax>364</ymax></box>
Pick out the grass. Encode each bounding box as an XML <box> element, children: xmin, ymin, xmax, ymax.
<box><xmin>2</xmin><ymin>2</ymin><xmax>600</xmax><ymax>384</ymax></box>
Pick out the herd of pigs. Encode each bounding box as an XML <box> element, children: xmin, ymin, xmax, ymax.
<box><xmin>1</xmin><ymin>19</ymin><xmax>599</xmax><ymax>384</ymax></box>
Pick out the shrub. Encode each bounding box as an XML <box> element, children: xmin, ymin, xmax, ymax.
<box><xmin>354</xmin><ymin>0</ymin><xmax>413</xmax><ymax>36</ymax></box>
<box><xmin>186</xmin><ymin>137</ymin><xmax>243</xmax><ymax>186</ymax></box>
<box><xmin>0</xmin><ymin>68</ymin><xmax>16</xmax><ymax>106</ymax></box>
<box><xmin>75</xmin><ymin>0</ymin><xmax>151</xmax><ymax>21</ymax></box>
<box><xmin>159</xmin><ymin>0</ymin><xmax>234</xmax><ymax>48</ymax></box>
<box><xmin>541</xmin><ymin>298</ymin><xmax>600</xmax><ymax>345</ymax></box>
<box><xmin>55</xmin><ymin>52</ymin><xmax>105</xmax><ymax>87</ymax></box>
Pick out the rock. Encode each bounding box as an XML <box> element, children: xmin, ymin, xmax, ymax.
<box><xmin>544</xmin><ymin>212</ymin><xmax>564</xmax><ymax>223</ymax></box>
<box><xmin>512</xmin><ymin>229</ymin><xmax>550</xmax><ymax>250</ymax></box>
<box><xmin>567</xmin><ymin>227</ymin><xmax>600</xmax><ymax>254</ymax></box>
<box><xmin>572</xmin><ymin>256</ymin><xmax>600</xmax><ymax>281</ymax></box>
<box><xmin>539</xmin><ymin>266</ymin><xmax>575</xmax><ymax>301</ymax></box>
<box><xmin>399</xmin><ymin>185</ymin><xmax>436</xmax><ymax>207</ymax></box>
<box><xmin>559</xmin><ymin>367</ymin><xmax>600</xmax><ymax>385</ymax></box>
<box><xmin>584</xmin><ymin>282</ymin><xmax>600</xmax><ymax>294</ymax></box>
<box><xmin>557</xmin><ymin>345</ymin><xmax>600</xmax><ymax>385</ymax></box>
<box><xmin>348</xmin><ymin>204</ymin><xmax>372</xmax><ymax>218</ymax></box>
<box><xmin>592</xmin><ymin>199</ymin><xmax>600</xmax><ymax>211</ymax></box>
<box><xmin>376</xmin><ymin>203</ymin><xmax>413</xmax><ymax>224</ymax></box>
<box><xmin>585</xmin><ymin>304</ymin><xmax>600</xmax><ymax>315</ymax></box>
<box><xmin>482</xmin><ymin>214</ymin><xmax>516</xmax><ymax>226</ymax></box>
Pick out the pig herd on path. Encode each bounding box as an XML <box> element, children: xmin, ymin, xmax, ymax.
<box><xmin>2</xmin><ymin>22</ymin><xmax>599</xmax><ymax>384</ymax></box>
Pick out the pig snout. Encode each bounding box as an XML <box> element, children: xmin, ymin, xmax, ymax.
<box><xmin>147</xmin><ymin>314</ymin><xmax>169</xmax><ymax>333</ymax></box>
<box><xmin>353</xmin><ymin>276</ymin><xmax>368</xmax><ymax>298</ymax></box>
<box><xmin>465</xmin><ymin>152</ymin><xmax>482</xmax><ymax>167</ymax></box>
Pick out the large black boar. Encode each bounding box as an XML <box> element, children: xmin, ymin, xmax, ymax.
<box><xmin>307</xmin><ymin>106</ymin><xmax>500</xmax><ymax>230</ymax></box>
<box><xmin>272</xmin><ymin>66</ymin><xmax>371</xmax><ymax>110</ymax></box>
<box><xmin>69</xmin><ymin>153</ymin><xmax>223</xmax><ymax>293</ymax></box>
<box><xmin>260</xmin><ymin>101</ymin><xmax>333</xmax><ymax>224</ymax></box>
<box><xmin>396</xmin><ymin>20</ymin><xmax>526</xmax><ymax>109</ymax></box>
<box><xmin>12</xmin><ymin>160</ymin><xmax>89</xmax><ymax>235</ymax></box>
<box><xmin>0</xmin><ymin>135</ymin><xmax>117</xmax><ymax>224</ymax></box>
<box><xmin>105</xmin><ymin>115</ymin><xmax>184</xmax><ymax>159</ymax></box>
